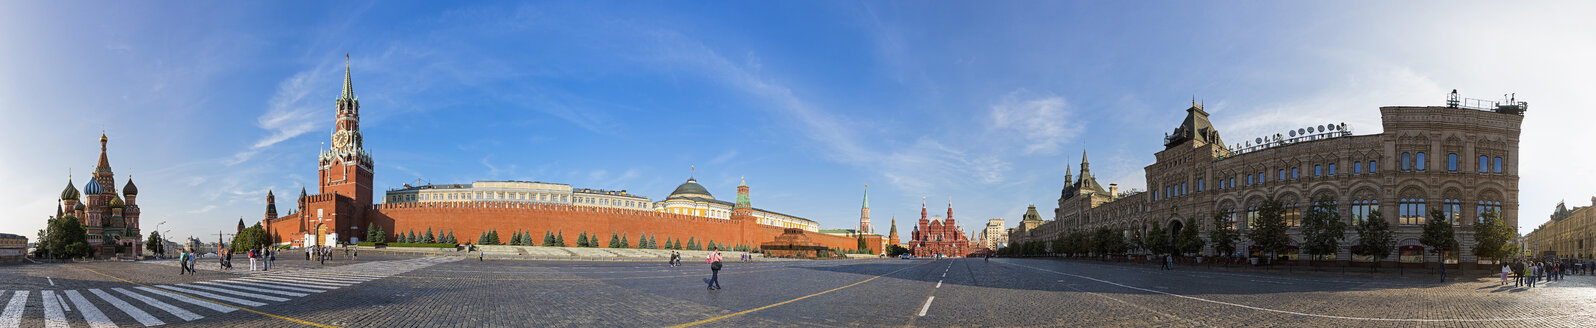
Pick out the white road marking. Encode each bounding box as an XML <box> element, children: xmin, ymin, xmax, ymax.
<box><xmin>917</xmin><ymin>296</ymin><xmax>935</xmax><ymax>316</ymax></box>
<box><xmin>941</xmin><ymin>272</ymin><xmax>946</xmax><ymax>278</ymax></box>
<box><xmin>279</xmin><ymin>274</ymin><xmax>372</xmax><ymax>283</ymax></box>
<box><xmin>62</xmin><ymin>290</ymin><xmax>116</xmax><ymax>328</ymax></box>
<box><xmin>0</xmin><ymin>291</ymin><xmax>28</xmax><ymax>328</ymax></box>
<box><xmin>237</xmin><ymin>276</ymin><xmax>352</xmax><ymax>288</ymax></box>
<box><xmin>166</xmin><ymin>284</ymin><xmax>289</xmax><ymax>301</ymax></box>
<box><xmin>936</xmin><ymin>280</ymin><xmax>942</xmax><ymax>288</ymax></box>
<box><xmin>219</xmin><ymin>280</ymin><xmax>328</xmax><ymax>293</ymax></box>
<box><xmin>111</xmin><ymin>288</ymin><xmax>203</xmax><ymax>321</ymax></box>
<box><xmin>150</xmin><ymin>286</ymin><xmax>266</xmax><ymax>307</ymax></box>
<box><xmin>190</xmin><ymin>281</ymin><xmax>308</xmax><ymax>297</ymax></box>
<box><xmin>41</xmin><ymin>291</ymin><xmax>67</xmax><ymax>328</ymax></box>
<box><xmin>55</xmin><ymin>291</ymin><xmax>70</xmax><ymax>312</ymax></box>
<box><xmin>46</xmin><ymin>277</ymin><xmax>54</xmax><ymax>286</ymax></box>
<box><xmin>134</xmin><ymin>287</ymin><xmax>237</xmax><ymax>313</ymax></box>
<box><xmin>89</xmin><ymin>288</ymin><xmax>165</xmax><ymax>326</ymax></box>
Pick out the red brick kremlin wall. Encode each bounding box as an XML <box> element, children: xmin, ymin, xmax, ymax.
<box><xmin>357</xmin><ymin>201</ymin><xmax>882</xmax><ymax>254</ymax></box>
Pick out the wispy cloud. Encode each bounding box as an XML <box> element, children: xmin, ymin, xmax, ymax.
<box><xmin>989</xmin><ymin>91</ymin><xmax>1079</xmax><ymax>155</ymax></box>
<box><xmin>231</xmin><ymin>68</ymin><xmax>329</xmax><ymax>165</ymax></box>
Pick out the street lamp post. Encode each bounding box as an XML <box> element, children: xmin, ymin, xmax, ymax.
<box><xmin>154</xmin><ymin>221</ymin><xmax>167</xmax><ymax>258</ymax></box>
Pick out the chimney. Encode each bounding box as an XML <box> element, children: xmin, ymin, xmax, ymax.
<box><xmin>1109</xmin><ymin>184</ymin><xmax>1119</xmax><ymax>199</ymax></box>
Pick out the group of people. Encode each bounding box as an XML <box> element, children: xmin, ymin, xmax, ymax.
<box><xmin>248</xmin><ymin>247</ymin><xmax>274</xmax><ymax>271</ymax></box>
<box><xmin>176</xmin><ymin>249</ymin><xmax>198</xmax><ymax>275</ymax></box>
<box><xmin>1501</xmin><ymin>259</ymin><xmax>1590</xmax><ymax>288</ymax></box>
<box><xmin>305</xmin><ymin>245</ymin><xmax>347</xmax><ymax>264</ymax></box>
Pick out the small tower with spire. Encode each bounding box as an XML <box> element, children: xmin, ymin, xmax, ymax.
<box><xmin>265</xmin><ymin>189</ymin><xmax>279</xmax><ymax>222</ymax></box>
<box><xmin>859</xmin><ymin>185</ymin><xmax>872</xmax><ymax>234</ymax></box>
<box><xmin>731</xmin><ymin>177</ymin><xmax>754</xmax><ymax>222</ymax></box>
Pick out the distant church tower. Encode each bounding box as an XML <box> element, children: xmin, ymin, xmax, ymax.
<box><xmin>858</xmin><ymin>185</ymin><xmax>872</xmax><ymax>234</ymax></box>
<box><xmin>264</xmin><ymin>189</ymin><xmax>278</xmax><ymax>222</ymax></box>
<box><xmin>319</xmin><ymin>55</ymin><xmax>375</xmax><ymax>210</ymax></box>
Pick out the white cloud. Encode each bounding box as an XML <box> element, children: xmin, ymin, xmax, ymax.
<box><xmin>232</xmin><ymin>68</ymin><xmax>328</xmax><ymax>165</ymax></box>
<box><xmin>989</xmin><ymin>91</ymin><xmax>1078</xmax><ymax>155</ymax></box>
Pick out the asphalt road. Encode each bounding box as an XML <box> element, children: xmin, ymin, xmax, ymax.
<box><xmin>4</xmin><ymin>253</ymin><xmax>1595</xmax><ymax>327</ymax></box>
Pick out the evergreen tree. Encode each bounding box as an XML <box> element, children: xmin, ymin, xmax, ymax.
<box><xmin>478</xmin><ymin>231</ymin><xmax>490</xmax><ymax>245</ymax></box>
<box><xmin>620</xmin><ymin>234</ymin><xmax>631</xmax><ymax>248</ymax></box>
<box><xmin>446</xmin><ymin>230</ymin><xmax>456</xmax><ymax>244</ymax></box>
<box><xmin>1300</xmin><ymin>196</ymin><xmax>1347</xmax><ymax>261</ymax></box>
<box><xmin>1175</xmin><ymin>218</ymin><xmax>1204</xmax><ymax>256</ymax></box>
<box><xmin>144</xmin><ymin>231</ymin><xmax>165</xmax><ymax>257</ymax></box>
<box><xmin>1208</xmin><ymin>210</ymin><xmax>1240</xmax><ymax>258</ymax></box>
<box><xmin>609</xmin><ymin>233</ymin><xmax>621</xmax><ymax>248</ymax></box>
<box><xmin>577</xmin><ymin>232</ymin><xmax>589</xmax><ymax>247</ymax></box>
<box><xmin>1353</xmin><ymin>210</ymin><xmax>1396</xmax><ymax>270</ymax></box>
<box><xmin>408</xmin><ymin>230</ymin><xmax>418</xmax><ymax>244</ymax></box>
<box><xmin>423</xmin><ymin>227</ymin><xmax>436</xmax><ymax>244</ymax></box>
<box><xmin>366</xmin><ymin>223</ymin><xmax>378</xmax><ymax>243</ymax></box>
<box><xmin>1145</xmin><ymin>225</ymin><xmax>1171</xmax><ymax>255</ymax></box>
<box><xmin>1420</xmin><ymin>208</ymin><xmax>1459</xmax><ymax>269</ymax></box>
<box><xmin>555</xmin><ymin>231</ymin><xmax>565</xmax><ymax>247</ymax></box>
<box><xmin>1473</xmin><ymin>209</ymin><xmax>1516</xmax><ymax>263</ymax></box>
<box><xmin>648</xmin><ymin>234</ymin><xmax>657</xmax><ymax>249</ymax></box>
<box><xmin>487</xmin><ymin>229</ymin><xmax>501</xmax><ymax>245</ymax></box>
<box><xmin>1246</xmin><ymin>198</ymin><xmax>1292</xmax><ymax>263</ymax></box>
<box><xmin>372</xmin><ymin>226</ymin><xmax>386</xmax><ymax>244</ymax></box>
<box><xmin>544</xmin><ymin>231</ymin><xmax>556</xmax><ymax>246</ymax></box>
<box><xmin>687</xmin><ymin>237</ymin><xmax>698</xmax><ymax>250</ymax></box>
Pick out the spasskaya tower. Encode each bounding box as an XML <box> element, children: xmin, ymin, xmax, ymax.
<box><xmin>319</xmin><ymin>55</ymin><xmax>375</xmax><ymax>209</ymax></box>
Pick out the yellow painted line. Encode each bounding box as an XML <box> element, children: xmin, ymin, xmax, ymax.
<box><xmin>306</xmin><ymin>266</ymin><xmax>796</xmax><ymax>281</ymax></box>
<box><xmin>79</xmin><ymin>267</ymin><xmax>340</xmax><ymax>328</ymax></box>
<box><xmin>670</xmin><ymin>261</ymin><xmax>930</xmax><ymax>328</ymax></box>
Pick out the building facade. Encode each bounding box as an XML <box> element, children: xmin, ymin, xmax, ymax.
<box><xmin>1012</xmin><ymin>95</ymin><xmax>1523</xmax><ymax>264</ymax></box>
<box><xmin>978</xmin><ymin>218</ymin><xmax>1007</xmax><ymax>250</ymax></box>
<box><xmin>651</xmin><ymin>177</ymin><xmax>819</xmax><ymax>232</ymax></box>
<box><xmin>1525</xmin><ymin>198</ymin><xmax>1596</xmax><ymax>258</ymax></box>
<box><xmin>908</xmin><ymin>199</ymin><xmax>979</xmax><ymax>257</ymax></box>
<box><xmin>56</xmin><ymin>134</ymin><xmax>143</xmax><ymax>258</ymax></box>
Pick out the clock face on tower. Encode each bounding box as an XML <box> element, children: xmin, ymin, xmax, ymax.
<box><xmin>332</xmin><ymin>130</ymin><xmax>350</xmax><ymax>149</ymax></box>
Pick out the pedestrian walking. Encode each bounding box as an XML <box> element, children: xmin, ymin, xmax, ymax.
<box><xmin>1529</xmin><ymin>263</ymin><xmax>1538</xmax><ymax>288</ymax></box>
<box><xmin>669</xmin><ymin>251</ymin><xmax>679</xmax><ymax>267</ymax></box>
<box><xmin>707</xmin><ymin>247</ymin><xmax>723</xmax><ymax>290</ymax></box>
<box><xmin>187</xmin><ymin>250</ymin><xmax>198</xmax><ymax>275</ymax></box>
<box><xmin>249</xmin><ymin>248</ymin><xmax>258</xmax><ymax>271</ymax></box>
<box><xmin>1501</xmin><ymin>263</ymin><xmax>1510</xmax><ymax>286</ymax></box>
<box><xmin>1514</xmin><ymin>261</ymin><xmax>1524</xmax><ymax>287</ymax></box>
<box><xmin>177</xmin><ymin>250</ymin><xmax>188</xmax><ymax>275</ymax></box>
<box><xmin>1165</xmin><ymin>254</ymin><xmax>1174</xmax><ymax>270</ymax></box>
<box><xmin>353</xmin><ymin>246</ymin><xmax>358</xmax><ymax>260</ymax></box>
<box><xmin>264</xmin><ymin>248</ymin><xmax>273</xmax><ymax>271</ymax></box>
<box><xmin>306</xmin><ymin>246</ymin><xmax>313</xmax><ymax>260</ymax></box>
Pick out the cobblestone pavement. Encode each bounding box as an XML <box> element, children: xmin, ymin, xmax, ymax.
<box><xmin>4</xmin><ymin>254</ymin><xmax>1596</xmax><ymax>327</ymax></box>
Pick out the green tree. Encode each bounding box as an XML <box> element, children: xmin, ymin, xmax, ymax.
<box><xmin>1208</xmin><ymin>210</ymin><xmax>1240</xmax><ymax>258</ymax></box>
<box><xmin>1420</xmin><ymin>208</ymin><xmax>1459</xmax><ymax>270</ymax></box>
<box><xmin>1300</xmin><ymin>196</ymin><xmax>1347</xmax><ymax>261</ymax></box>
<box><xmin>1068</xmin><ymin>230</ymin><xmax>1091</xmax><ymax>256</ymax></box>
<box><xmin>444</xmin><ymin>230</ymin><xmax>456</xmax><ymax>244</ymax></box>
<box><xmin>555</xmin><ymin>231</ymin><xmax>565</xmax><ymax>247</ymax></box>
<box><xmin>577</xmin><ymin>232</ymin><xmax>589</xmax><ymax>247</ymax></box>
<box><xmin>687</xmin><ymin>237</ymin><xmax>698</xmax><ymax>250</ymax></box>
<box><xmin>1473</xmin><ymin>209</ymin><xmax>1516</xmax><ymax>263</ymax></box>
<box><xmin>144</xmin><ymin>231</ymin><xmax>164</xmax><ymax>257</ymax></box>
<box><xmin>365</xmin><ymin>223</ymin><xmax>378</xmax><ymax>244</ymax></box>
<box><xmin>372</xmin><ymin>226</ymin><xmax>387</xmax><ymax>244</ymax></box>
<box><xmin>1145</xmin><ymin>224</ymin><xmax>1171</xmax><ymax>255</ymax></box>
<box><xmin>44</xmin><ymin>216</ymin><xmax>91</xmax><ymax>259</ymax></box>
<box><xmin>1091</xmin><ymin>227</ymin><xmax>1125</xmax><ymax>256</ymax></box>
<box><xmin>1175</xmin><ymin>218</ymin><xmax>1205</xmax><ymax>256</ymax></box>
<box><xmin>478</xmin><ymin>231</ymin><xmax>489</xmax><ymax>245</ymax></box>
<box><xmin>408</xmin><ymin>230</ymin><xmax>418</xmax><ymax>244</ymax></box>
<box><xmin>1247</xmin><ymin>198</ymin><xmax>1292</xmax><ymax>263</ymax></box>
<box><xmin>885</xmin><ymin>244</ymin><xmax>909</xmax><ymax>256</ymax></box>
<box><xmin>609</xmin><ymin>233</ymin><xmax>621</xmax><ymax>248</ymax></box>
<box><xmin>1127</xmin><ymin>228</ymin><xmax>1147</xmax><ymax>255</ymax></box>
<box><xmin>487</xmin><ymin>229</ymin><xmax>501</xmax><ymax>245</ymax></box>
<box><xmin>647</xmin><ymin>234</ymin><xmax>656</xmax><ymax>249</ymax></box>
<box><xmin>1353</xmin><ymin>210</ymin><xmax>1396</xmax><ymax>271</ymax></box>
<box><xmin>426</xmin><ymin>228</ymin><xmax>438</xmax><ymax>244</ymax></box>
<box><xmin>620</xmin><ymin>234</ymin><xmax>631</xmax><ymax>248</ymax></box>
<box><xmin>230</xmin><ymin>223</ymin><xmax>269</xmax><ymax>252</ymax></box>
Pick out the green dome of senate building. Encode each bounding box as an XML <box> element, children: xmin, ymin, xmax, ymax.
<box><xmin>668</xmin><ymin>178</ymin><xmax>714</xmax><ymax>199</ymax></box>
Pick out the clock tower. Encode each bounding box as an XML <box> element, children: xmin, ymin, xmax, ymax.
<box><xmin>318</xmin><ymin>56</ymin><xmax>375</xmax><ymax>210</ymax></box>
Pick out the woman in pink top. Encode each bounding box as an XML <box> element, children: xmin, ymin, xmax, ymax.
<box><xmin>707</xmin><ymin>247</ymin><xmax>723</xmax><ymax>290</ymax></box>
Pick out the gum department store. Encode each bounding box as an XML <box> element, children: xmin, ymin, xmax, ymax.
<box><xmin>1010</xmin><ymin>92</ymin><xmax>1524</xmax><ymax>265</ymax></box>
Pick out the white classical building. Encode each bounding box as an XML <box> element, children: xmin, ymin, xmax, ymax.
<box><xmin>383</xmin><ymin>180</ymin><xmax>652</xmax><ymax>211</ymax></box>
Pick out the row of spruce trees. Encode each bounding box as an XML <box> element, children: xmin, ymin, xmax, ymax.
<box><xmin>1001</xmin><ymin>196</ymin><xmax>1519</xmax><ymax>266</ymax></box>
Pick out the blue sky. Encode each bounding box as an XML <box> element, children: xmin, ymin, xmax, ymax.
<box><xmin>3</xmin><ymin>1</ymin><xmax>1593</xmax><ymax>243</ymax></box>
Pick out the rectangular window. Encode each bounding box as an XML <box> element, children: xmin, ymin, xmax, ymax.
<box><xmin>1494</xmin><ymin>157</ymin><xmax>1503</xmax><ymax>173</ymax></box>
<box><xmin>1447</xmin><ymin>153</ymin><xmax>1458</xmax><ymax>171</ymax></box>
<box><xmin>1315</xmin><ymin>165</ymin><xmax>1322</xmax><ymax>176</ymax></box>
<box><xmin>1292</xmin><ymin>167</ymin><xmax>1299</xmax><ymax>179</ymax></box>
<box><xmin>1248</xmin><ymin>175</ymin><xmax>1253</xmax><ymax>185</ymax></box>
<box><xmin>1354</xmin><ymin>162</ymin><xmax>1362</xmax><ymax>174</ymax></box>
<box><xmin>1416</xmin><ymin>152</ymin><xmax>1427</xmax><ymax>171</ymax></box>
<box><xmin>1479</xmin><ymin>156</ymin><xmax>1489</xmax><ymax>173</ymax></box>
<box><xmin>1198</xmin><ymin>178</ymin><xmax>1205</xmax><ymax>191</ymax></box>
<box><xmin>1329</xmin><ymin>163</ymin><xmax>1336</xmax><ymax>175</ymax></box>
<box><xmin>1370</xmin><ymin>161</ymin><xmax>1377</xmax><ymax>173</ymax></box>
<box><xmin>1401</xmin><ymin>153</ymin><xmax>1410</xmax><ymax>171</ymax></box>
<box><xmin>1278</xmin><ymin>169</ymin><xmax>1285</xmax><ymax>180</ymax></box>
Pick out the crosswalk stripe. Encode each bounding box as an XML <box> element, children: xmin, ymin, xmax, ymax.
<box><xmin>41</xmin><ymin>291</ymin><xmax>67</xmax><ymax>328</ymax></box>
<box><xmin>133</xmin><ymin>287</ymin><xmax>237</xmax><ymax>313</ymax></box>
<box><xmin>0</xmin><ymin>291</ymin><xmax>27</xmax><ymax>328</ymax></box>
<box><xmin>284</xmin><ymin>274</ymin><xmax>372</xmax><ymax>283</ymax></box>
<box><xmin>150</xmin><ymin>286</ymin><xmax>266</xmax><ymax>307</ymax></box>
<box><xmin>110</xmin><ymin>288</ymin><xmax>203</xmax><ymax>321</ymax></box>
<box><xmin>218</xmin><ymin>280</ymin><xmax>328</xmax><ymax>293</ymax></box>
<box><xmin>62</xmin><ymin>290</ymin><xmax>116</xmax><ymax>328</ymax></box>
<box><xmin>238</xmin><ymin>276</ymin><xmax>353</xmax><ymax>288</ymax></box>
<box><xmin>189</xmin><ymin>282</ymin><xmax>308</xmax><ymax>297</ymax></box>
<box><xmin>88</xmin><ymin>288</ymin><xmax>165</xmax><ymax>326</ymax></box>
<box><xmin>165</xmin><ymin>284</ymin><xmax>288</xmax><ymax>302</ymax></box>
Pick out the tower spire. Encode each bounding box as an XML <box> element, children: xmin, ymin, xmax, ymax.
<box><xmin>1080</xmin><ymin>149</ymin><xmax>1091</xmax><ymax>177</ymax></box>
<box><xmin>341</xmin><ymin>53</ymin><xmax>355</xmax><ymax>100</ymax></box>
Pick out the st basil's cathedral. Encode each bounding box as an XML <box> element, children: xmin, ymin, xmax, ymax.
<box><xmin>56</xmin><ymin>133</ymin><xmax>144</xmax><ymax>258</ymax></box>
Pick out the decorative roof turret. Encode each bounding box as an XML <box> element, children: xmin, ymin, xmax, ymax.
<box><xmin>108</xmin><ymin>194</ymin><xmax>125</xmax><ymax>208</ymax></box>
<box><xmin>84</xmin><ymin>179</ymin><xmax>104</xmax><ymax>195</ymax></box>
<box><xmin>61</xmin><ymin>175</ymin><xmax>80</xmax><ymax>201</ymax></box>
<box><xmin>668</xmin><ymin>178</ymin><xmax>714</xmax><ymax>199</ymax></box>
<box><xmin>123</xmin><ymin>176</ymin><xmax>138</xmax><ymax>196</ymax></box>
<box><xmin>74</xmin><ymin>202</ymin><xmax>85</xmax><ymax>211</ymax></box>
<box><xmin>96</xmin><ymin>132</ymin><xmax>113</xmax><ymax>175</ymax></box>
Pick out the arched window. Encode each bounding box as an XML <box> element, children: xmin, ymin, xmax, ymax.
<box><xmin>1494</xmin><ymin>157</ymin><xmax>1504</xmax><ymax>173</ymax></box>
<box><xmin>1399</xmin><ymin>197</ymin><xmax>1426</xmax><ymax>226</ymax></box>
<box><xmin>1447</xmin><ymin>153</ymin><xmax>1458</xmax><ymax>171</ymax></box>
<box><xmin>1416</xmin><ymin>152</ymin><xmax>1427</xmax><ymax>171</ymax></box>
<box><xmin>1443</xmin><ymin>198</ymin><xmax>1461</xmax><ymax>226</ymax></box>
<box><xmin>1477</xmin><ymin>200</ymin><xmax>1503</xmax><ymax>224</ymax></box>
<box><xmin>1400</xmin><ymin>153</ymin><xmax>1411</xmax><ymax>171</ymax></box>
<box><xmin>1351</xmin><ymin>199</ymin><xmax>1379</xmax><ymax>225</ymax></box>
